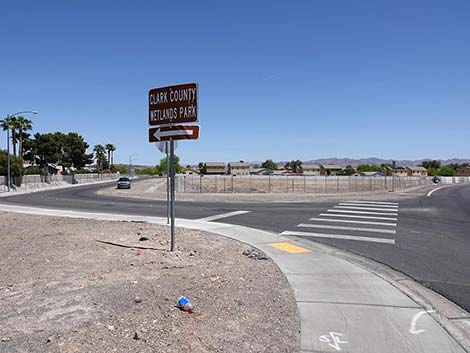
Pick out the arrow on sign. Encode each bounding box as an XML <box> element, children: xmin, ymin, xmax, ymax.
<box><xmin>149</xmin><ymin>125</ymin><xmax>200</xmax><ymax>142</ymax></box>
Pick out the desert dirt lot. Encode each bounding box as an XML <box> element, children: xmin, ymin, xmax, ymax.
<box><xmin>0</xmin><ymin>212</ymin><xmax>299</xmax><ymax>353</ymax></box>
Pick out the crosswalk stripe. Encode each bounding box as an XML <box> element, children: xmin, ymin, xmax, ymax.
<box><xmin>348</xmin><ymin>200</ymin><xmax>399</xmax><ymax>205</ymax></box>
<box><xmin>339</xmin><ymin>203</ymin><xmax>398</xmax><ymax>209</ymax></box>
<box><xmin>328</xmin><ymin>209</ymin><xmax>398</xmax><ymax>216</ymax></box>
<box><xmin>297</xmin><ymin>223</ymin><xmax>396</xmax><ymax>234</ymax></box>
<box><xmin>280</xmin><ymin>231</ymin><xmax>395</xmax><ymax>244</ymax></box>
<box><xmin>320</xmin><ymin>213</ymin><xmax>397</xmax><ymax>221</ymax></box>
<box><xmin>309</xmin><ymin>217</ymin><xmax>397</xmax><ymax>227</ymax></box>
<box><xmin>334</xmin><ymin>206</ymin><xmax>399</xmax><ymax>212</ymax></box>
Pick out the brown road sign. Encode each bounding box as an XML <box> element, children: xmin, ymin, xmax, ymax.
<box><xmin>149</xmin><ymin>125</ymin><xmax>200</xmax><ymax>142</ymax></box>
<box><xmin>149</xmin><ymin>83</ymin><xmax>198</xmax><ymax>126</ymax></box>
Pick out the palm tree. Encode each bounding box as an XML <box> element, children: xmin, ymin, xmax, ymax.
<box><xmin>8</xmin><ymin>116</ymin><xmax>19</xmax><ymax>157</ymax></box>
<box><xmin>15</xmin><ymin>116</ymin><xmax>33</xmax><ymax>162</ymax></box>
<box><xmin>93</xmin><ymin>144</ymin><xmax>106</xmax><ymax>172</ymax></box>
<box><xmin>105</xmin><ymin>143</ymin><xmax>116</xmax><ymax>168</ymax></box>
<box><xmin>0</xmin><ymin>117</ymin><xmax>14</xmax><ymax>156</ymax></box>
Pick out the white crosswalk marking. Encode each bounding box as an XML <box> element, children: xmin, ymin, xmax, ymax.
<box><xmin>348</xmin><ymin>200</ymin><xmax>399</xmax><ymax>205</ymax></box>
<box><xmin>339</xmin><ymin>202</ymin><xmax>398</xmax><ymax>209</ymax></box>
<box><xmin>334</xmin><ymin>206</ymin><xmax>399</xmax><ymax>212</ymax></box>
<box><xmin>280</xmin><ymin>231</ymin><xmax>395</xmax><ymax>244</ymax></box>
<box><xmin>327</xmin><ymin>209</ymin><xmax>398</xmax><ymax>216</ymax></box>
<box><xmin>297</xmin><ymin>223</ymin><xmax>396</xmax><ymax>234</ymax></box>
<box><xmin>309</xmin><ymin>217</ymin><xmax>397</xmax><ymax>227</ymax></box>
<box><xmin>320</xmin><ymin>213</ymin><xmax>397</xmax><ymax>221</ymax></box>
<box><xmin>280</xmin><ymin>200</ymin><xmax>400</xmax><ymax>245</ymax></box>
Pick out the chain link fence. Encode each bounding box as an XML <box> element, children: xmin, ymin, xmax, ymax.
<box><xmin>174</xmin><ymin>175</ymin><xmax>469</xmax><ymax>194</ymax></box>
<box><xmin>1</xmin><ymin>173</ymin><xmax>121</xmax><ymax>193</ymax></box>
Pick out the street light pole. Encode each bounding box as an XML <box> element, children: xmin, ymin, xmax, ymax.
<box><xmin>4</xmin><ymin>110</ymin><xmax>38</xmax><ymax>192</ymax></box>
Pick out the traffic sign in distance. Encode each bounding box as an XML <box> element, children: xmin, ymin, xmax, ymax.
<box><xmin>157</xmin><ymin>141</ymin><xmax>177</xmax><ymax>153</ymax></box>
<box><xmin>149</xmin><ymin>83</ymin><xmax>198</xmax><ymax>126</ymax></box>
<box><xmin>149</xmin><ymin>125</ymin><xmax>200</xmax><ymax>142</ymax></box>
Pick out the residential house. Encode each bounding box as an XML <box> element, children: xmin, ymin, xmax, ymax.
<box><xmin>181</xmin><ymin>167</ymin><xmax>199</xmax><ymax>175</ymax></box>
<box><xmin>457</xmin><ymin>166</ymin><xmax>470</xmax><ymax>176</ymax></box>
<box><xmin>272</xmin><ymin>169</ymin><xmax>294</xmax><ymax>176</ymax></box>
<box><xmin>302</xmin><ymin>164</ymin><xmax>321</xmax><ymax>176</ymax></box>
<box><xmin>392</xmin><ymin>167</ymin><xmax>408</xmax><ymax>177</ymax></box>
<box><xmin>360</xmin><ymin>171</ymin><xmax>386</xmax><ymax>177</ymax></box>
<box><xmin>228</xmin><ymin>162</ymin><xmax>251</xmax><ymax>175</ymax></box>
<box><xmin>202</xmin><ymin>162</ymin><xmax>226</xmax><ymax>175</ymax></box>
<box><xmin>320</xmin><ymin>165</ymin><xmax>343</xmax><ymax>176</ymax></box>
<box><xmin>406</xmin><ymin>166</ymin><xmax>428</xmax><ymax>177</ymax></box>
<box><xmin>250</xmin><ymin>168</ymin><xmax>272</xmax><ymax>175</ymax></box>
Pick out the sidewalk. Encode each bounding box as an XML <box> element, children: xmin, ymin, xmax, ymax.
<box><xmin>0</xmin><ymin>203</ymin><xmax>468</xmax><ymax>353</ymax></box>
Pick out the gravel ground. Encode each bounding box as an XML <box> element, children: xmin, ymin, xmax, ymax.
<box><xmin>0</xmin><ymin>212</ymin><xmax>300</xmax><ymax>353</ymax></box>
<box><xmin>98</xmin><ymin>177</ymin><xmax>437</xmax><ymax>203</ymax></box>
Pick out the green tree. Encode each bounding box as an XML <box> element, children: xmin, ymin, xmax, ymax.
<box><xmin>29</xmin><ymin>132</ymin><xmax>65</xmax><ymax>169</ymax></box>
<box><xmin>420</xmin><ymin>160</ymin><xmax>441</xmax><ymax>170</ymax></box>
<box><xmin>62</xmin><ymin>133</ymin><xmax>93</xmax><ymax>170</ymax></box>
<box><xmin>284</xmin><ymin>160</ymin><xmax>303</xmax><ymax>173</ymax></box>
<box><xmin>93</xmin><ymin>144</ymin><xmax>107</xmax><ymax>172</ymax></box>
<box><xmin>261</xmin><ymin>159</ymin><xmax>278</xmax><ymax>170</ymax></box>
<box><xmin>0</xmin><ymin>150</ymin><xmax>25</xmax><ymax>187</ymax></box>
<box><xmin>436</xmin><ymin>166</ymin><xmax>457</xmax><ymax>176</ymax></box>
<box><xmin>157</xmin><ymin>155</ymin><xmax>182</xmax><ymax>175</ymax></box>
<box><xmin>357</xmin><ymin>164</ymin><xmax>380</xmax><ymax>172</ymax></box>
<box><xmin>105</xmin><ymin>143</ymin><xmax>116</xmax><ymax>167</ymax></box>
<box><xmin>15</xmin><ymin>116</ymin><xmax>33</xmax><ymax>161</ymax></box>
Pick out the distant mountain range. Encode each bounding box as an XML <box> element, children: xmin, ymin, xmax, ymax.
<box><xmin>283</xmin><ymin>158</ymin><xmax>470</xmax><ymax>168</ymax></box>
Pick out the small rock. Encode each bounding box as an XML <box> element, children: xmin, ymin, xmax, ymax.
<box><xmin>107</xmin><ymin>325</ymin><xmax>116</xmax><ymax>332</ymax></box>
<box><xmin>1</xmin><ymin>337</ymin><xmax>12</xmax><ymax>342</ymax></box>
<box><xmin>139</xmin><ymin>236</ymin><xmax>149</xmax><ymax>241</ymax></box>
<box><xmin>46</xmin><ymin>336</ymin><xmax>54</xmax><ymax>343</ymax></box>
<box><xmin>134</xmin><ymin>297</ymin><xmax>142</xmax><ymax>304</ymax></box>
<box><xmin>242</xmin><ymin>249</ymin><xmax>268</xmax><ymax>260</ymax></box>
<box><xmin>137</xmin><ymin>232</ymin><xmax>142</xmax><ymax>236</ymax></box>
<box><xmin>189</xmin><ymin>251</ymin><xmax>196</xmax><ymax>256</ymax></box>
<box><xmin>133</xmin><ymin>332</ymin><xmax>140</xmax><ymax>340</ymax></box>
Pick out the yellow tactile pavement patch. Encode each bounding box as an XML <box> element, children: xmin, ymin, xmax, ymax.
<box><xmin>267</xmin><ymin>242</ymin><xmax>312</xmax><ymax>254</ymax></box>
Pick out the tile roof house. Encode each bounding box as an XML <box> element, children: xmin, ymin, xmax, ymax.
<box><xmin>406</xmin><ymin>166</ymin><xmax>428</xmax><ymax>177</ymax></box>
<box><xmin>228</xmin><ymin>162</ymin><xmax>251</xmax><ymax>175</ymax></box>
<box><xmin>320</xmin><ymin>165</ymin><xmax>343</xmax><ymax>176</ymax></box>
<box><xmin>202</xmin><ymin>162</ymin><xmax>226</xmax><ymax>175</ymax></box>
<box><xmin>302</xmin><ymin>164</ymin><xmax>321</xmax><ymax>176</ymax></box>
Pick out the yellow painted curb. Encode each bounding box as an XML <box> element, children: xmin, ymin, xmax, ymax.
<box><xmin>267</xmin><ymin>242</ymin><xmax>312</xmax><ymax>254</ymax></box>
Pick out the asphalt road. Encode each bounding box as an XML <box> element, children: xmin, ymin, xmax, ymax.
<box><xmin>1</xmin><ymin>180</ymin><xmax>470</xmax><ymax>313</ymax></box>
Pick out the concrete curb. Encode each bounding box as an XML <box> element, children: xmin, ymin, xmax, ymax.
<box><xmin>0</xmin><ymin>204</ymin><xmax>468</xmax><ymax>353</ymax></box>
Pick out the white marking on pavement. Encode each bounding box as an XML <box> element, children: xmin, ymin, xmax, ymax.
<box><xmin>327</xmin><ymin>209</ymin><xmax>398</xmax><ymax>216</ymax></box>
<box><xmin>409</xmin><ymin>310</ymin><xmax>434</xmax><ymax>335</ymax></box>
<box><xmin>319</xmin><ymin>331</ymin><xmax>348</xmax><ymax>351</ymax></box>
<box><xmin>320</xmin><ymin>213</ymin><xmax>397</xmax><ymax>221</ymax></box>
<box><xmin>310</xmin><ymin>217</ymin><xmax>397</xmax><ymax>227</ymax></box>
<box><xmin>298</xmin><ymin>223</ymin><xmax>396</xmax><ymax>234</ymax></box>
<box><xmin>427</xmin><ymin>186</ymin><xmax>451</xmax><ymax>197</ymax></box>
<box><xmin>339</xmin><ymin>202</ymin><xmax>398</xmax><ymax>209</ymax></box>
<box><xmin>348</xmin><ymin>200</ymin><xmax>399</xmax><ymax>205</ymax></box>
<box><xmin>196</xmin><ymin>210</ymin><xmax>251</xmax><ymax>222</ymax></box>
<box><xmin>280</xmin><ymin>230</ymin><xmax>395</xmax><ymax>244</ymax></box>
<box><xmin>334</xmin><ymin>206</ymin><xmax>399</xmax><ymax>213</ymax></box>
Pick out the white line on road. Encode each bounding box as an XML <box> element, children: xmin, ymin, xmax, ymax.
<box><xmin>328</xmin><ymin>209</ymin><xmax>398</xmax><ymax>216</ymax></box>
<box><xmin>348</xmin><ymin>200</ymin><xmax>399</xmax><ymax>205</ymax></box>
<box><xmin>339</xmin><ymin>203</ymin><xmax>398</xmax><ymax>209</ymax></box>
<box><xmin>298</xmin><ymin>223</ymin><xmax>396</xmax><ymax>234</ymax></box>
<box><xmin>320</xmin><ymin>213</ymin><xmax>398</xmax><ymax>221</ymax></box>
<box><xmin>427</xmin><ymin>185</ymin><xmax>451</xmax><ymax>197</ymax></box>
<box><xmin>309</xmin><ymin>217</ymin><xmax>397</xmax><ymax>227</ymax></box>
<box><xmin>409</xmin><ymin>310</ymin><xmax>435</xmax><ymax>335</ymax></box>
<box><xmin>334</xmin><ymin>206</ymin><xmax>399</xmax><ymax>212</ymax></box>
<box><xmin>280</xmin><ymin>230</ymin><xmax>396</xmax><ymax>244</ymax></box>
<box><xmin>196</xmin><ymin>210</ymin><xmax>251</xmax><ymax>222</ymax></box>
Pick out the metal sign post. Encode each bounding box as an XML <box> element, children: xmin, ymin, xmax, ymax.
<box><xmin>148</xmin><ymin>82</ymin><xmax>200</xmax><ymax>252</ymax></box>
<box><xmin>169</xmin><ymin>139</ymin><xmax>176</xmax><ymax>251</ymax></box>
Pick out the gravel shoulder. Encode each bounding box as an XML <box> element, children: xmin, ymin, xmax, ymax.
<box><xmin>0</xmin><ymin>212</ymin><xmax>300</xmax><ymax>353</ymax></box>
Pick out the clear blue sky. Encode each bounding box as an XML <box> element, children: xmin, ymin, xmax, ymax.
<box><xmin>1</xmin><ymin>0</ymin><xmax>469</xmax><ymax>166</ymax></box>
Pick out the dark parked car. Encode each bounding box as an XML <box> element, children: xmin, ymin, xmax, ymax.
<box><xmin>117</xmin><ymin>177</ymin><xmax>131</xmax><ymax>189</ymax></box>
